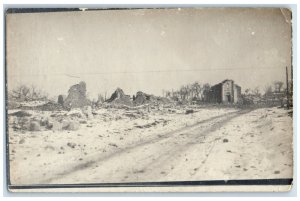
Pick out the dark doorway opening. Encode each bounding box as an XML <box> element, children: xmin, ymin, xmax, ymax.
<box><xmin>226</xmin><ymin>94</ymin><xmax>231</xmax><ymax>102</ymax></box>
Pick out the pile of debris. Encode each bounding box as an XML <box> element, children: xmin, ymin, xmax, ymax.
<box><xmin>36</xmin><ymin>101</ymin><xmax>65</xmax><ymax>111</ymax></box>
<box><xmin>105</xmin><ymin>88</ymin><xmax>172</xmax><ymax>108</ymax></box>
<box><xmin>106</xmin><ymin>88</ymin><xmax>133</xmax><ymax>107</ymax></box>
<box><xmin>134</xmin><ymin>91</ymin><xmax>171</xmax><ymax>106</ymax></box>
<box><xmin>9</xmin><ymin>109</ymin><xmax>84</xmax><ymax>132</ymax></box>
<box><xmin>134</xmin><ymin>91</ymin><xmax>155</xmax><ymax>106</ymax></box>
<box><xmin>7</xmin><ymin>101</ymin><xmax>64</xmax><ymax>111</ymax></box>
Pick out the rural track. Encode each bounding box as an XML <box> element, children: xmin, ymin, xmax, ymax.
<box><xmin>43</xmin><ymin>109</ymin><xmax>253</xmax><ymax>184</ymax></box>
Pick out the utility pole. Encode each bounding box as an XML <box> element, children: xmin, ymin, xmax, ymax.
<box><xmin>291</xmin><ymin>64</ymin><xmax>293</xmax><ymax>106</ymax></box>
<box><xmin>286</xmin><ymin>66</ymin><xmax>289</xmax><ymax>109</ymax></box>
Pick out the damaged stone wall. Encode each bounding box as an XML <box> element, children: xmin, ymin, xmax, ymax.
<box><xmin>63</xmin><ymin>81</ymin><xmax>91</xmax><ymax>109</ymax></box>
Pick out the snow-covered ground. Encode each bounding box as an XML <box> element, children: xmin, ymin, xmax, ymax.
<box><xmin>7</xmin><ymin>106</ymin><xmax>293</xmax><ymax>185</ymax></box>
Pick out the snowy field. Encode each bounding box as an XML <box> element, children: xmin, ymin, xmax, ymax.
<box><xmin>7</xmin><ymin>106</ymin><xmax>293</xmax><ymax>185</ymax></box>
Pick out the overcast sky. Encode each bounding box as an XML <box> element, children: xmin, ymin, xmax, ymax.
<box><xmin>7</xmin><ymin>8</ymin><xmax>292</xmax><ymax>99</ymax></box>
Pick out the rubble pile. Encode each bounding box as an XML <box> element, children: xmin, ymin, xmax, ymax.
<box><xmin>106</xmin><ymin>88</ymin><xmax>133</xmax><ymax>107</ymax></box>
<box><xmin>36</xmin><ymin>102</ymin><xmax>65</xmax><ymax>111</ymax></box>
<box><xmin>134</xmin><ymin>91</ymin><xmax>171</xmax><ymax>106</ymax></box>
<box><xmin>134</xmin><ymin>91</ymin><xmax>154</xmax><ymax>106</ymax></box>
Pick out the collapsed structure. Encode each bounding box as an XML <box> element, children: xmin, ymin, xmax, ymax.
<box><xmin>134</xmin><ymin>91</ymin><xmax>171</xmax><ymax>106</ymax></box>
<box><xmin>106</xmin><ymin>88</ymin><xmax>171</xmax><ymax>107</ymax></box>
<box><xmin>134</xmin><ymin>91</ymin><xmax>157</xmax><ymax>106</ymax></box>
<box><xmin>106</xmin><ymin>88</ymin><xmax>133</xmax><ymax>106</ymax></box>
<box><xmin>63</xmin><ymin>81</ymin><xmax>91</xmax><ymax>109</ymax></box>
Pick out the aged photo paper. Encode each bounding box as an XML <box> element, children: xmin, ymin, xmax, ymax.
<box><xmin>5</xmin><ymin>8</ymin><xmax>293</xmax><ymax>192</ymax></box>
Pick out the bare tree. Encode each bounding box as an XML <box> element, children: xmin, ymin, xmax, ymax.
<box><xmin>186</xmin><ymin>85</ymin><xmax>191</xmax><ymax>100</ymax></box>
<box><xmin>252</xmin><ymin>87</ymin><xmax>261</xmax><ymax>97</ymax></box>
<box><xmin>202</xmin><ymin>83</ymin><xmax>211</xmax><ymax>101</ymax></box>
<box><xmin>179</xmin><ymin>86</ymin><xmax>186</xmax><ymax>100</ymax></box>
<box><xmin>244</xmin><ymin>88</ymin><xmax>251</xmax><ymax>95</ymax></box>
<box><xmin>191</xmin><ymin>82</ymin><xmax>202</xmax><ymax>99</ymax></box>
<box><xmin>165</xmin><ymin>90</ymin><xmax>171</xmax><ymax>98</ymax></box>
<box><xmin>10</xmin><ymin>84</ymin><xmax>48</xmax><ymax>101</ymax></box>
<box><xmin>10</xmin><ymin>85</ymin><xmax>31</xmax><ymax>101</ymax></box>
<box><xmin>263</xmin><ymin>85</ymin><xmax>273</xmax><ymax>96</ymax></box>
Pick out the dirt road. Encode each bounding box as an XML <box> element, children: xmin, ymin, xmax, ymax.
<box><xmin>43</xmin><ymin>109</ymin><xmax>256</xmax><ymax>184</ymax></box>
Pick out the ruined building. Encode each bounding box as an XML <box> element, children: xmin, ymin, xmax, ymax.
<box><xmin>207</xmin><ymin>79</ymin><xmax>241</xmax><ymax>104</ymax></box>
<box><xmin>63</xmin><ymin>81</ymin><xmax>91</xmax><ymax>109</ymax></box>
<box><xmin>106</xmin><ymin>88</ymin><xmax>133</xmax><ymax>107</ymax></box>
